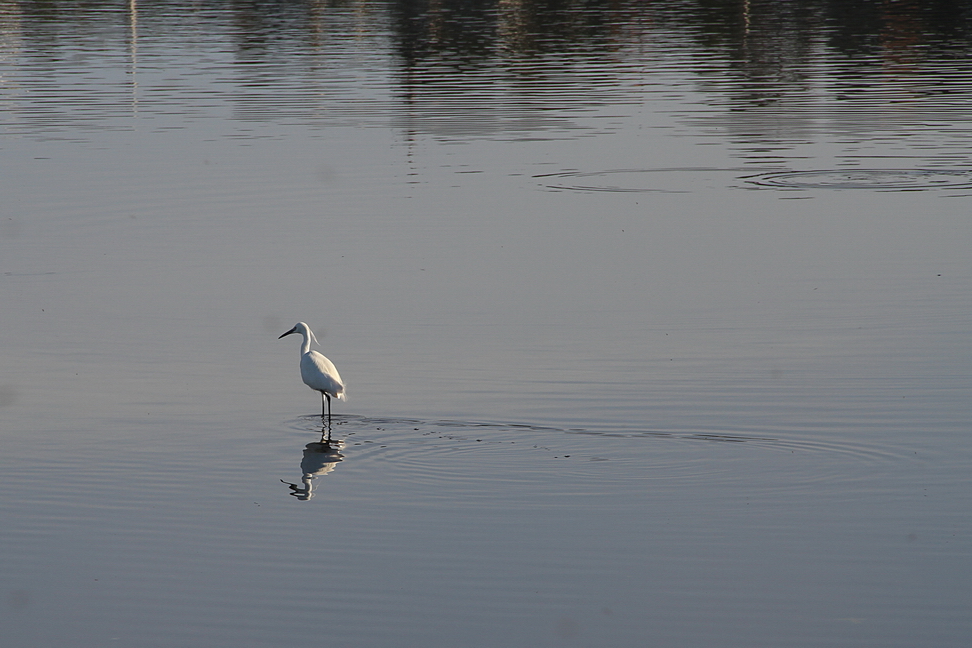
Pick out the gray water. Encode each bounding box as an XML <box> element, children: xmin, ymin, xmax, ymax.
<box><xmin>1</xmin><ymin>1</ymin><xmax>970</xmax><ymax>646</ymax></box>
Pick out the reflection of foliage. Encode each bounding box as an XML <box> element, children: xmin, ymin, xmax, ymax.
<box><xmin>387</xmin><ymin>0</ymin><xmax>972</xmax><ymax>67</ymax></box>
<box><xmin>4</xmin><ymin>0</ymin><xmax>971</xmax><ymax>138</ymax></box>
<box><xmin>390</xmin><ymin>0</ymin><xmax>652</xmax><ymax>66</ymax></box>
<box><xmin>381</xmin><ymin>0</ymin><xmax>972</xmax><ymax>119</ymax></box>
<box><xmin>7</xmin><ymin>0</ymin><xmax>971</xmax><ymax>64</ymax></box>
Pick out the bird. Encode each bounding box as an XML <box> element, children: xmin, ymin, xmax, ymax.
<box><xmin>279</xmin><ymin>322</ymin><xmax>346</xmax><ymax>423</ymax></box>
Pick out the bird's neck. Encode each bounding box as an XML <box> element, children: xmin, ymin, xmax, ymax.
<box><xmin>300</xmin><ymin>336</ymin><xmax>312</xmax><ymax>355</ymax></box>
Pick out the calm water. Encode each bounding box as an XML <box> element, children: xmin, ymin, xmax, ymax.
<box><xmin>2</xmin><ymin>1</ymin><xmax>970</xmax><ymax>646</ymax></box>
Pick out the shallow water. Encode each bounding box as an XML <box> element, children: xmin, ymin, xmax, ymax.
<box><xmin>1</xmin><ymin>1</ymin><xmax>971</xmax><ymax>646</ymax></box>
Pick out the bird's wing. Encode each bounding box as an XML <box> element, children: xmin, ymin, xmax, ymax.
<box><xmin>301</xmin><ymin>351</ymin><xmax>346</xmax><ymax>398</ymax></box>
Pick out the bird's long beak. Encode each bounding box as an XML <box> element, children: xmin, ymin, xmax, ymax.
<box><xmin>279</xmin><ymin>327</ymin><xmax>297</xmax><ymax>339</ymax></box>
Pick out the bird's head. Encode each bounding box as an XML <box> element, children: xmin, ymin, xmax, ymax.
<box><xmin>278</xmin><ymin>322</ymin><xmax>318</xmax><ymax>346</ymax></box>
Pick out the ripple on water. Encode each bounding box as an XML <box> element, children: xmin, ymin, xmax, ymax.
<box><xmin>744</xmin><ymin>168</ymin><xmax>972</xmax><ymax>192</ymax></box>
<box><xmin>282</xmin><ymin>414</ymin><xmax>918</xmax><ymax>497</ymax></box>
<box><xmin>534</xmin><ymin>167</ymin><xmax>743</xmax><ymax>193</ymax></box>
<box><xmin>536</xmin><ymin>167</ymin><xmax>972</xmax><ymax>194</ymax></box>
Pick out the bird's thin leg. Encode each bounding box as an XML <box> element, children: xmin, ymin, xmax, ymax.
<box><xmin>325</xmin><ymin>393</ymin><xmax>332</xmax><ymax>426</ymax></box>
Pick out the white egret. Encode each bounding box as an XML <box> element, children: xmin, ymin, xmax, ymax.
<box><xmin>279</xmin><ymin>322</ymin><xmax>346</xmax><ymax>423</ymax></box>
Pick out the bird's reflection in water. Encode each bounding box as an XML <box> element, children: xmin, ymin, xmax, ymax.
<box><xmin>281</xmin><ymin>427</ymin><xmax>344</xmax><ymax>500</ymax></box>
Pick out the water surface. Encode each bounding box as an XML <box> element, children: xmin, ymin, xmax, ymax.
<box><xmin>1</xmin><ymin>1</ymin><xmax>970</xmax><ymax>646</ymax></box>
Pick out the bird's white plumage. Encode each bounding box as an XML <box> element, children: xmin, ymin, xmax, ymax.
<box><xmin>300</xmin><ymin>349</ymin><xmax>345</xmax><ymax>400</ymax></box>
<box><xmin>279</xmin><ymin>322</ymin><xmax>345</xmax><ymax>418</ymax></box>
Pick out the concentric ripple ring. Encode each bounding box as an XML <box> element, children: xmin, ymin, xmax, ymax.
<box><xmin>745</xmin><ymin>168</ymin><xmax>972</xmax><ymax>191</ymax></box>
